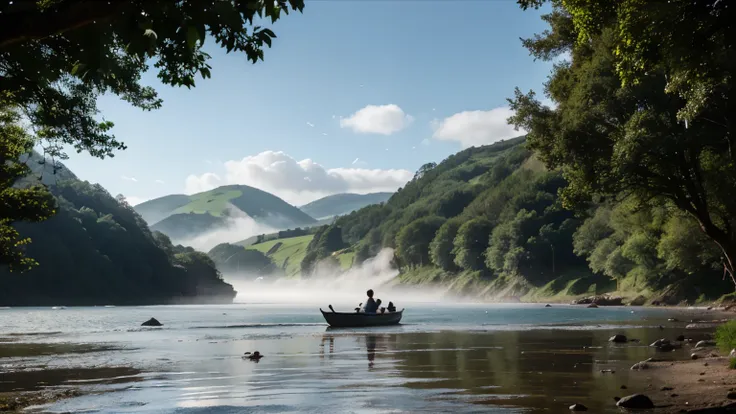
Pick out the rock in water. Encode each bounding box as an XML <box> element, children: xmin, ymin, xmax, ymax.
<box><xmin>569</xmin><ymin>403</ymin><xmax>588</xmax><ymax>411</ymax></box>
<box><xmin>141</xmin><ymin>317</ymin><xmax>162</xmax><ymax>327</ymax></box>
<box><xmin>587</xmin><ymin>303</ymin><xmax>599</xmax><ymax>308</ymax></box>
<box><xmin>545</xmin><ymin>304</ymin><xmax>552</xmax><ymax>307</ymax></box>
<box><xmin>616</xmin><ymin>394</ymin><xmax>654</xmax><ymax>409</ymax></box>
<box><xmin>609</xmin><ymin>334</ymin><xmax>628</xmax><ymax>343</ymax></box>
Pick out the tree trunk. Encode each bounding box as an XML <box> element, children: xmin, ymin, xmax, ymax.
<box><xmin>705</xmin><ymin>231</ymin><xmax>736</xmax><ymax>290</ymax></box>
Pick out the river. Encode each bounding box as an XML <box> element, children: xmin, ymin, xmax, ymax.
<box><xmin>0</xmin><ymin>302</ymin><xmax>720</xmax><ymax>413</ymax></box>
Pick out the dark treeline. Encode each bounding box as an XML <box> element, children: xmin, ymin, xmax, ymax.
<box><xmin>0</xmin><ymin>173</ymin><xmax>236</xmax><ymax>306</ymax></box>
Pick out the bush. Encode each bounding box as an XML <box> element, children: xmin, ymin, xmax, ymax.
<box><xmin>715</xmin><ymin>320</ymin><xmax>736</xmax><ymax>353</ymax></box>
<box><xmin>729</xmin><ymin>357</ymin><xmax>736</xmax><ymax>370</ymax></box>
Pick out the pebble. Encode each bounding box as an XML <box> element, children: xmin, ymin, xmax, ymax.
<box><xmin>569</xmin><ymin>403</ymin><xmax>588</xmax><ymax>411</ymax></box>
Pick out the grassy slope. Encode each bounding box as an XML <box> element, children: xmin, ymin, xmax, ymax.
<box><xmin>173</xmin><ymin>189</ymin><xmax>241</xmax><ymax>217</ymax></box>
<box><xmin>243</xmin><ymin>235</ymin><xmax>314</xmax><ymax>277</ymax></box>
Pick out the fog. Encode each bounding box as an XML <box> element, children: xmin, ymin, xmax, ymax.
<box><xmin>226</xmin><ymin>248</ymin><xmax>450</xmax><ymax>308</ymax></box>
<box><xmin>176</xmin><ymin>204</ymin><xmax>279</xmax><ymax>251</ymax></box>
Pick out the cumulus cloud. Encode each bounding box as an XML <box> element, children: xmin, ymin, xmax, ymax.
<box><xmin>340</xmin><ymin>104</ymin><xmax>413</xmax><ymax>135</ymax></box>
<box><xmin>121</xmin><ymin>175</ymin><xmax>138</xmax><ymax>182</ymax></box>
<box><xmin>306</xmin><ymin>122</ymin><xmax>314</xmax><ymax>127</ymax></box>
<box><xmin>431</xmin><ymin>106</ymin><xmax>525</xmax><ymax>149</ymax></box>
<box><xmin>184</xmin><ymin>150</ymin><xmax>412</xmax><ymax>205</ymax></box>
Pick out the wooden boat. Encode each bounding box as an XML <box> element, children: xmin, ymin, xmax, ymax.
<box><xmin>320</xmin><ymin>308</ymin><xmax>404</xmax><ymax>327</ymax></box>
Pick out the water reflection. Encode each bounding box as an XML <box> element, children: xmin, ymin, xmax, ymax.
<box><xmin>319</xmin><ymin>327</ymin><xmax>713</xmax><ymax>413</ymax></box>
<box><xmin>366</xmin><ymin>334</ymin><xmax>377</xmax><ymax>369</ymax></box>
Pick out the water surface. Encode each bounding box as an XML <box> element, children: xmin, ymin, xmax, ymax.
<box><xmin>0</xmin><ymin>303</ymin><xmax>719</xmax><ymax>413</ymax></box>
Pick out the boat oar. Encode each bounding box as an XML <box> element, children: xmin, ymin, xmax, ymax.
<box><xmin>328</xmin><ymin>304</ymin><xmax>335</xmax><ymax>313</ymax></box>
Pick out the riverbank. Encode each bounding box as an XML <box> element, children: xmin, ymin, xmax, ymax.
<box><xmin>0</xmin><ymin>389</ymin><xmax>81</xmax><ymax>412</ymax></box>
<box><xmin>632</xmin><ymin>354</ymin><xmax>736</xmax><ymax>412</ymax></box>
<box><xmin>394</xmin><ymin>266</ymin><xmax>736</xmax><ymax>308</ymax></box>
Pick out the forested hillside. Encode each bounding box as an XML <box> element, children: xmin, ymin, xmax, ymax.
<box><xmin>0</xmin><ymin>158</ymin><xmax>236</xmax><ymax>306</ymax></box>
<box><xmin>297</xmin><ymin>137</ymin><xmax>732</xmax><ymax>304</ymax></box>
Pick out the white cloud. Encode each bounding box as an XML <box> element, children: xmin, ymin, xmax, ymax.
<box><xmin>322</xmin><ymin>132</ymin><xmax>328</xmax><ymax>136</ymax></box>
<box><xmin>431</xmin><ymin>106</ymin><xmax>525</xmax><ymax>149</ymax></box>
<box><xmin>155</xmin><ymin>179</ymin><xmax>165</xmax><ymax>185</ymax></box>
<box><xmin>352</xmin><ymin>158</ymin><xmax>360</xmax><ymax>165</ymax></box>
<box><xmin>184</xmin><ymin>151</ymin><xmax>412</xmax><ymax>205</ymax></box>
<box><xmin>340</xmin><ymin>104</ymin><xmax>413</xmax><ymax>135</ymax></box>
<box><xmin>121</xmin><ymin>175</ymin><xmax>138</xmax><ymax>182</ymax></box>
<box><xmin>306</xmin><ymin>122</ymin><xmax>315</xmax><ymax>127</ymax></box>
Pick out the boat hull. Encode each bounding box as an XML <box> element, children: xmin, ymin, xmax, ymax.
<box><xmin>320</xmin><ymin>308</ymin><xmax>403</xmax><ymax>327</ymax></box>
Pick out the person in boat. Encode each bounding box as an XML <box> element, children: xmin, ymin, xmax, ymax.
<box><xmin>376</xmin><ymin>299</ymin><xmax>385</xmax><ymax>314</ymax></box>
<box><xmin>362</xmin><ymin>289</ymin><xmax>378</xmax><ymax>313</ymax></box>
<box><xmin>387</xmin><ymin>301</ymin><xmax>396</xmax><ymax>313</ymax></box>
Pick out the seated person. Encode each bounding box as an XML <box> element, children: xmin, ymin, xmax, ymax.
<box><xmin>387</xmin><ymin>301</ymin><xmax>396</xmax><ymax>313</ymax></box>
<box><xmin>362</xmin><ymin>289</ymin><xmax>378</xmax><ymax>313</ymax></box>
<box><xmin>376</xmin><ymin>299</ymin><xmax>385</xmax><ymax>314</ymax></box>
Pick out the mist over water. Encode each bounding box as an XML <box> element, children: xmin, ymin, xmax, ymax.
<box><xmin>226</xmin><ymin>248</ymin><xmax>448</xmax><ymax>308</ymax></box>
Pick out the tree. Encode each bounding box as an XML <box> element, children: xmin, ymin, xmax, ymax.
<box><xmin>395</xmin><ymin>216</ymin><xmax>445</xmax><ymax>267</ymax></box>
<box><xmin>0</xmin><ymin>0</ymin><xmax>303</xmax><ymax>269</ymax></box>
<box><xmin>429</xmin><ymin>218</ymin><xmax>462</xmax><ymax>271</ymax></box>
<box><xmin>453</xmin><ymin>218</ymin><xmax>493</xmax><ymax>271</ymax></box>
<box><xmin>510</xmin><ymin>2</ymin><xmax>736</xmax><ymax>288</ymax></box>
<box><xmin>0</xmin><ymin>97</ymin><xmax>56</xmax><ymax>271</ymax></box>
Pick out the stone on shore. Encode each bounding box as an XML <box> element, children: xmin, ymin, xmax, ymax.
<box><xmin>569</xmin><ymin>403</ymin><xmax>588</xmax><ymax>411</ymax></box>
<box><xmin>615</xmin><ymin>394</ymin><xmax>654</xmax><ymax>409</ymax></box>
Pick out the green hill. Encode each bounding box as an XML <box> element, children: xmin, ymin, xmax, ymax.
<box><xmin>240</xmin><ymin>234</ymin><xmax>314</xmax><ymax>277</ymax></box>
<box><xmin>0</xmin><ymin>156</ymin><xmax>236</xmax><ymax>306</ymax></box>
<box><xmin>134</xmin><ymin>185</ymin><xmax>317</xmax><ymax>241</ymax></box>
<box><xmin>291</xmin><ymin>137</ymin><xmax>732</xmax><ymax>305</ymax></box>
<box><xmin>299</xmin><ymin>192</ymin><xmax>392</xmax><ymax>220</ymax></box>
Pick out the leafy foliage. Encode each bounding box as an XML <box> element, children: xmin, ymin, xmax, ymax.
<box><xmin>0</xmin><ymin>0</ymin><xmax>304</xmax><ymax>160</ymax></box>
<box><xmin>510</xmin><ymin>1</ymin><xmax>736</xmax><ymax>289</ymax></box>
<box><xmin>396</xmin><ymin>216</ymin><xmax>446</xmax><ymax>267</ymax></box>
<box><xmin>715</xmin><ymin>320</ymin><xmax>736</xmax><ymax>354</ymax></box>
<box><xmin>0</xmin><ymin>98</ymin><xmax>56</xmax><ymax>272</ymax></box>
<box><xmin>0</xmin><ymin>0</ymin><xmax>303</xmax><ymax>269</ymax></box>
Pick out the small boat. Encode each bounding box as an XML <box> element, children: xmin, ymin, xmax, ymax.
<box><xmin>320</xmin><ymin>307</ymin><xmax>403</xmax><ymax>328</ymax></box>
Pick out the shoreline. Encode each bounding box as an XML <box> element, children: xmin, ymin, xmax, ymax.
<box><xmin>0</xmin><ymin>389</ymin><xmax>82</xmax><ymax>412</ymax></box>
<box><xmin>632</xmin><ymin>354</ymin><xmax>736</xmax><ymax>412</ymax></box>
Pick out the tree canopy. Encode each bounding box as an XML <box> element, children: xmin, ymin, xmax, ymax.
<box><xmin>0</xmin><ymin>0</ymin><xmax>303</xmax><ymax>270</ymax></box>
<box><xmin>510</xmin><ymin>0</ymin><xmax>736</xmax><ymax>288</ymax></box>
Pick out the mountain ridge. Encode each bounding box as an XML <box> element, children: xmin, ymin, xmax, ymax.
<box><xmin>299</xmin><ymin>192</ymin><xmax>393</xmax><ymax>220</ymax></box>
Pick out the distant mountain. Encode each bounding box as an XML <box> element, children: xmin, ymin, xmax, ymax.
<box><xmin>299</xmin><ymin>192</ymin><xmax>393</xmax><ymax>220</ymax></box>
<box><xmin>134</xmin><ymin>185</ymin><xmax>317</xmax><ymax>242</ymax></box>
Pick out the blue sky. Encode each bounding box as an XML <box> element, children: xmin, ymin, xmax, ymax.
<box><xmin>63</xmin><ymin>0</ymin><xmax>554</xmax><ymax>206</ymax></box>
